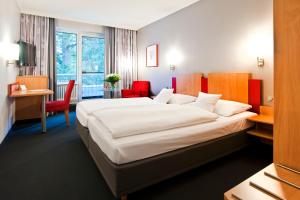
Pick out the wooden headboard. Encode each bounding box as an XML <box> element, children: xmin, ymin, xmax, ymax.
<box><xmin>175</xmin><ymin>73</ymin><xmax>202</xmax><ymax>96</ymax></box>
<box><xmin>208</xmin><ymin>73</ymin><xmax>251</xmax><ymax>104</ymax></box>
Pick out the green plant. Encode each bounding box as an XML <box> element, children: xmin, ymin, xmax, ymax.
<box><xmin>105</xmin><ymin>73</ymin><xmax>121</xmax><ymax>89</ymax></box>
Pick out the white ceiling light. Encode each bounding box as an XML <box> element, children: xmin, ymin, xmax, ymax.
<box><xmin>16</xmin><ymin>0</ymin><xmax>200</xmax><ymax>30</ymax></box>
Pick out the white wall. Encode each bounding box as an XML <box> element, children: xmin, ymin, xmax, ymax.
<box><xmin>0</xmin><ymin>0</ymin><xmax>20</xmax><ymax>143</ymax></box>
<box><xmin>137</xmin><ymin>0</ymin><xmax>274</xmax><ymax>105</ymax></box>
<box><xmin>56</xmin><ymin>19</ymin><xmax>104</xmax><ymax>34</ymax></box>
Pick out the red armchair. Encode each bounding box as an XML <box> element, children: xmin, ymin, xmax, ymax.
<box><xmin>121</xmin><ymin>81</ymin><xmax>150</xmax><ymax>98</ymax></box>
<box><xmin>46</xmin><ymin>80</ymin><xmax>75</xmax><ymax>126</ymax></box>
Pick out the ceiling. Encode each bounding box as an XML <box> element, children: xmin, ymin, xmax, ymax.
<box><xmin>16</xmin><ymin>0</ymin><xmax>200</xmax><ymax>30</ymax></box>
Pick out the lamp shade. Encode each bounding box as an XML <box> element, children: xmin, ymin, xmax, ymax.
<box><xmin>0</xmin><ymin>43</ymin><xmax>20</xmax><ymax>61</ymax></box>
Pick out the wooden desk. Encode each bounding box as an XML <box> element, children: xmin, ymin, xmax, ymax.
<box><xmin>10</xmin><ymin>89</ymin><xmax>54</xmax><ymax>133</ymax></box>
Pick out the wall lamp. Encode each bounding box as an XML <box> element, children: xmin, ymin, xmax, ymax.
<box><xmin>0</xmin><ymin>42</ymin><xmax>20</xmax><ymax>66</ymax></box>
<box><xmin>167</xmin><ymin>48</ymin><xmax>183</xmax><ymax>72</ymax></box>
<box><xmin>257</xmin><ymin>57</ymin><xmax>264</xmax><ymax>68</ymax></box>
<box><xmin>170</xmin><ymin>65</ymin><xmax>176</xmax><ymax>71</ymax></box>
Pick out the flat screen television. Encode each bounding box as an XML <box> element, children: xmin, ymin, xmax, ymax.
<box><xmin>18</xmin><ymin>41</ymin><xmax>36</xmax><ymax>66</ymax></box>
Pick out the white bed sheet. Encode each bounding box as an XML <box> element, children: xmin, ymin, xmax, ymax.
<box><xmin>76</xmin><ymin>97</ymin><xmax>156</xmax><ymax>127</ymax></box>
<box><xmin>88</xmin><ymin>111</ymin><xmax>257</xmax><ymax>164</ymax></box>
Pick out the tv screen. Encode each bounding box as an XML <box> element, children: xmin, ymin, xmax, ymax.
<box><xmin>19</xmin><ymin>41</ymin><xmax>36</xmax><ymax>66</ymax></box>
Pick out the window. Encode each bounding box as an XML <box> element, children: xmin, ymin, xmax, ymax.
<box><xmin>55</xmin><ymin>31</ymin><xmax>105</xmax><ymax>101</ymax></box>
<box><xmin>56</xmin><ymin>32</ymin><xmax>77</xmax><ymax>84</ymax></box>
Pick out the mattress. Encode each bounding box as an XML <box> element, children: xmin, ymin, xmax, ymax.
<box><xmin>88</xmin><ymin>111</ymin><xmax>256</xmax><ymax>164</ymax></box>
<box><xmin>76</xmin><ymin>97</ymin><xmax>156</xmax><ymax>127</ymax></box>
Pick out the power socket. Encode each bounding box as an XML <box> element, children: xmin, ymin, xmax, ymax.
<box><xmin>267</xmin><ymin>96</ymin><xmax>274</xmax><ymax>103</ymax></box>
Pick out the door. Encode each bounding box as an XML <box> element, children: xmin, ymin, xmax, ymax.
<box><xmin>274</xmin><ymin>0</ymin><xmax>300</xmax><ymax>171</ymax></box>
<box><xmin>81</xmin><ymin>35</ymin><xmax>105</xmax><ymax>99</ymax></box>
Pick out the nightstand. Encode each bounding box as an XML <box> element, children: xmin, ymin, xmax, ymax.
<box><xmin>247</xmin><ymin>106</ymin><xmax>274</xmax><ymax>141</ymax></box>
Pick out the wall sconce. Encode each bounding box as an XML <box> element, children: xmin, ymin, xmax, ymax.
<box><xmin>257</xmin><ymin>57</ymin><xmax>264</xmax><ymax>67</ymax></box>
<box><xmin>170</xmin><ymin>65</ymin><xmax>175</xmax><ymax>71</ymax></box>
<box><xmin>0</xmin><ymin>42</ymin><xmax>20</xmax><ymax>66</ymax></box>
<box><xmin>167</xmin><ymin>48</ymin><xmax>183</xmax><ymax>72</ymax></box>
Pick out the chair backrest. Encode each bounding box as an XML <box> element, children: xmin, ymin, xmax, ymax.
<box><xmin>132</xmin><ymin>81</ymin><xmax>150</xmax><ymax>97</ymax></box>
<box><xmin>64</xmin><ymin>80</ymin><xmax>75</xmax><ymax>105</ymax></box>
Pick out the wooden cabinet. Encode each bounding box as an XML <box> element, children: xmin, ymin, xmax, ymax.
<box><xmin>224</xmin><ymin>0</ymin><xmax>300</xmax><ymax>199</ymax></box>
<box><xmin>224</xmin><ymin>164</ymin><xmax>300</xmax><ymax>200</ymax></box>
<box><xmin>274</xmin><ymin>0</ymin><xmax>300</xmax><ymax>172</ymax></box>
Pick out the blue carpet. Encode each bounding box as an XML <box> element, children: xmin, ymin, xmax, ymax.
<box><xmin>0</xmin><ymin>112</ymin><xmax>272</xmax><ymax>200</ymax></box>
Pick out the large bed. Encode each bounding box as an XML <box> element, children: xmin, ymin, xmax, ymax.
<box><xmin>75</xmin><ymin>73</ymin><xmax>259</xmax><ymax>199</ymax></box>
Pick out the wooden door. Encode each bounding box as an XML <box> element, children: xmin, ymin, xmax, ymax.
<box><xmin>274</xmin><ymin>0</ymin><xmax>300</xmax><ymax>171</ymax></box>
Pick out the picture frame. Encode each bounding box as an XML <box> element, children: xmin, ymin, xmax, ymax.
<box><xmin>146</xmin><ymin>44</ymin><xmax>158</xmax><ymax>67</ymax></box>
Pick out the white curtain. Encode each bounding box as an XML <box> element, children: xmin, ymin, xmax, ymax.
<box><xmin>104</xmin><ymin>27</ymin><xmax>137</xmax><ymax>89</ymax></box>
<box><xmin>20</xmin><ymin>14</ymin><xmax>56</xmax><ymax>100</ymax></box>
<box><xmin>20</xmin><ymin>14</ymin><xmax>50</xmax><ymax>76</ymax></box>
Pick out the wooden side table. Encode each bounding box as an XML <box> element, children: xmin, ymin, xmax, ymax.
<box><xmin>247</xmin><ymin>106</ymin><xmax>274</xmax><ymax>141</ymax></box>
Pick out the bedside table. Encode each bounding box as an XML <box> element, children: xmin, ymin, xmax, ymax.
<box><xmin>247</xmin><ymin>106</ymin><xmax>274</xmax><ymax>141</ymax></box>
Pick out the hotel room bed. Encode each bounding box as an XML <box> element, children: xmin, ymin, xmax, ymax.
<box><xmin>75</xmin><ymin>73</ymin><xmax>260</xmax><ymax>199</ymax></box>
<box><xmin>77</xmin><ymin>116</ymin><xmax>254</xmax><ymax>198</ymax></box>
<box><xmin>76</xmin><ymin>108</ymin><xmax>255</xmax><ymax>198</ymax></box>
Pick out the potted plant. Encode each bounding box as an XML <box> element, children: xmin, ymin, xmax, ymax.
<box><xmin>104</xmin><ymin>73</ymin><xmax>121</xmax><ymax>90</ymax></box>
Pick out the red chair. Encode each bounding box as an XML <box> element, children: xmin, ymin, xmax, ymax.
<box><xmin>46</xmin><ymin>80</ymin><xmax>75</xmax><ymax>126</ymax></box>
<box><xmin>121</xmin><ymin>81</ymin><xmax>150</xmax><ymax>98</ymax></box>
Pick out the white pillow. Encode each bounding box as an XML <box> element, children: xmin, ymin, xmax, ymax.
<box><xmin>153</xmin><ymin>88</ymin><xmax>174</xmax><ymax>104</ymax></box>
<box><xmin>215</xmin><ymin>100</ymin><xmax>252</xmax><ymax>117</ymax></box>
<box><xmin>168</xmin><ymin>94</ymin><xmax>197</xmax><ymax>105</ymax></box>
<box><xmin>193</xmin><ymin>92</ymin><xmax>222</xmax><ymax>112</ymax></box>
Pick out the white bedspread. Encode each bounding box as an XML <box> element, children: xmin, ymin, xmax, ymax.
<box><xmin>92</xmin><ymin>104</ymin><xmax>219</xmax><ymax>138</ymax></box>
<box><xmin>76</xmin><ymin>97</ymin><xmax>157</xmax><ymax>127</ymax></box>
<box><xmin>88</xmin><ymin>111</ymin><xmax>257</xmax><ymax>164</ymax></box>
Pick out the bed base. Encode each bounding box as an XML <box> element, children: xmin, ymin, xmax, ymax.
<box><xmin>76</xmin><ymin>119</ymin><xmax>250</xmax><ymax>199</ymax></box>
<box><xmin>76</xmin><ymin>119</ymin><xmax>90</xmax><ymax>148</ymax></box>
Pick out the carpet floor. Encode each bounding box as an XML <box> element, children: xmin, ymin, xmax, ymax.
<box><xmin>0</xmin><ymin>112</ymin><xmax>272</xmax><ymax>200</ymax></box>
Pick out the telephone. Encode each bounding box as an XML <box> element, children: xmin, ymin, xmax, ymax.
<box><xmin>19</xmin><ymin>85</ymin><xmax>27</xmax><ymax>91</ymax></box>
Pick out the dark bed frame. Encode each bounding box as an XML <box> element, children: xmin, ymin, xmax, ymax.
<box><xmin>76</xmin><ymin>119</ymin><xmax>251</xmax><ymax>199</ymax></box>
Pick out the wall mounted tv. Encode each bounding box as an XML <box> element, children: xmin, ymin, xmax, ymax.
<box><xmin>18</xmin><ymin>41</ymin><xmax>36</xmax><ymax>66</ymax></box>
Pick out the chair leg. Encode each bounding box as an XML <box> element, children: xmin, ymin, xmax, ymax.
<box><xmin>64</xmin><ymin>110</ymin><xmax>70</xmax><ymax>127</ymax></box>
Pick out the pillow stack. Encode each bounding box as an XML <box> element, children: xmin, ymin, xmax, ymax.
<box><xmin>154</xmin><ymin>89</ymin><xmax>252</xmax><ymax>116</ymax></box>
<box><xmin>189</xmin><ymin>92</ymin><xmax>252</xmax><ymax>116</ymax></box>
<box><xmin>153</xmin><ymin>88</ymin><xmax>174</xmax><ymax>104</ymax></box>
<box><xmin>168</xmin><ymin>94</ymin><xmax>197</xmax><ymax>105</ymax></box>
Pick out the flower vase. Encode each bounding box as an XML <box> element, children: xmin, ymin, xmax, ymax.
<box><xmin>110</xmin><ymin>82</ymin><xmax>116</xmax><ymax>90</ymax></box>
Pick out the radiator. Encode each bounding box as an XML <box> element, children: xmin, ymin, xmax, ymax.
<box><xmin>56</xmin><ymin>83</ymin><xmax>78</xmax><ymax>103</ymax></box>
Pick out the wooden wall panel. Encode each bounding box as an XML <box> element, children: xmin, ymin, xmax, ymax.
<box><xmin>208</xmin><ymin>73</ymin><xmax>250</xmax><ymax>104</ymax></box>
<box><xmin>15</xmin><ymin>76</ymin><xmax>48</xmax><ymax>120</ymax></box>
<box><xmin>274</xmin><ymin>0</ymin><xmax>300</xmax><ymax>171</ymax></box>
<box><xmin>176</xmin><ymin>73</ymin><xmax>202</xmax><ymax>96</ymax></box>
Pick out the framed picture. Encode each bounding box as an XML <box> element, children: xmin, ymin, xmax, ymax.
<box><xmin>146</xmin><ymin>44</ymin><xmax>158</xmax><ymax>67</ymax></box>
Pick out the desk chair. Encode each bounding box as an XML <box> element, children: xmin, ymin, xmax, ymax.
<box><xmin>46</xmin><ymin>80</ymin><xmax>75</xmax><ymax>126</ymax></box>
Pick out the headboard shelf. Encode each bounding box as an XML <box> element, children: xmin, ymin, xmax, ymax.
<box><xmin>175</xmin><ymin>73</ymin><xmax>202</xmax><ymax>96</ymax></box>
<box><xmin>208</xmin><ymin>73</ymin><xmax>251</xmax><ymax>104</ymax></box>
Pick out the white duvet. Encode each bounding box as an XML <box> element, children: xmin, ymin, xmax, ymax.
<box><xmin>92</xmin><ymin>104</ymin><xmax>219</xmax><ymax>138</ymax></box>
<box><xmin>77</xmin><ymin>97</ymin><xmax>156</xmax><ymax>114</ymax></box>
<box><xmin>76</xmin><ymin>97</ymin><xmax>157</xmax><ymax>126</ymax></box>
